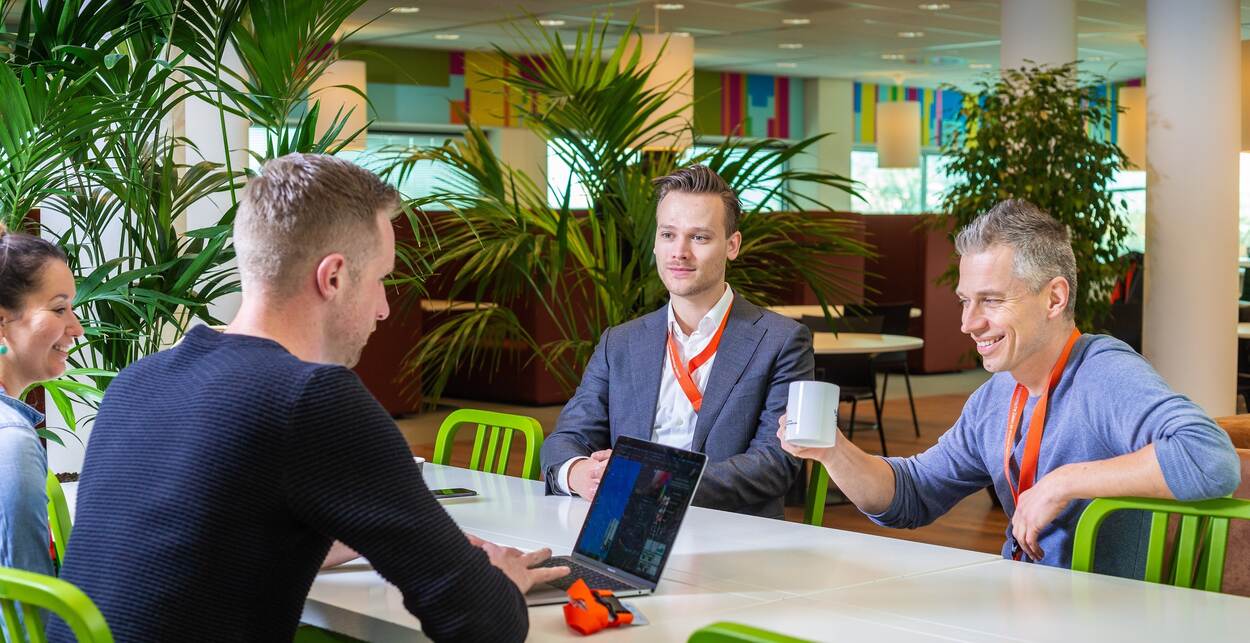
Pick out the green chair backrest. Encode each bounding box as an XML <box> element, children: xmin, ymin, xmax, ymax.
<box><xmin>689</xmin><ymin>621</ymin><xmax>811</xmax><ymax>643</ymax></box>
<box><xmin>803</xmin><ymin>463</ymin><xmax>829</xmax><ymax>527</ymax></box>
<box><xmin>0</xmin><ymin>566</ymin><xmax>112</xmax><ymax>643</ymax></box>
<box><xmin>46</xmin><ymin>473</ymin><xmax>72</xmax><ymax>569</ymax></box>
<box><xmin>1072</xmin><ymin>496</ymin><xmax>1250</xmax><ymax>592</ymax></box>
<box><xmin>432</xmin><ymin>409</ymin><xmax>544</xmax><ymax>480</ymax></box>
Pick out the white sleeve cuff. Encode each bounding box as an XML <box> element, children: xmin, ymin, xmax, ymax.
<box><xmin>556</xmin><ymin>456</ymin><xmax>590</xmax><ymax>495</ymax></box>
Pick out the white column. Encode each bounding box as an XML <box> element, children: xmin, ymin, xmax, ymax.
<box><xmin>1142</xmin><ymin>0</ymin><xmax>1239</xmax><ymax>415</ymax></box>
<box><xmin>794</xmin><ymin>78</ymin><xmax>853</xmax><ymax>211</ymax></box>
<box><xmin>184</xmin><ymin>45</ymin><xmax>250</xmax><ymax>323</ymax></box>
<box><xmin>1000</xmin><ymin>0</ymin><xmax>1076</xmax><ymax>70</ymax></box>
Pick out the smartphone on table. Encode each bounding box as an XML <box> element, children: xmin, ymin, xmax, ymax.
<box><xmin>431</xmin><ymin>488</ymin><xmax>477</xmax><ymax>499</ymax></box>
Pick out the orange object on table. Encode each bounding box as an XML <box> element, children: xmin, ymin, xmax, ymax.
<box><xmin>562</xmin><ymin>578</ymin><xmax>635</xmax><ymax>635</ymax></box>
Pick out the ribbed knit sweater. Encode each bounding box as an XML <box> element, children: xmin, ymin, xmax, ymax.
<box><xmin>50</xmin><ymin>326</ymin><xmax>526</xmax><ymax>642</ymax></box>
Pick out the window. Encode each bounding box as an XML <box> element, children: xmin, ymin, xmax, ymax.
<box><xmin>849</xmin><ymin>150</ymin><xmax>949</xmax><ymax>214</ymax></box>
<box><xmin>247</xmin><ymin>127</ymin><xmax>465</xmax><ymax>209</ymax></box>
<box><xmin>545</xmin><ymin>141</ymin><xmax>789</xmax><ymax>211</ymax></box>
<box><xmin>1108</xmin><ymin>170</ymin><xmax>1145</xmax><ymax>253</ymax></box>
<box><xmin>546</xmin><ymin>144</ymin><xmax>592</xmax><ymax>211</ymax></box>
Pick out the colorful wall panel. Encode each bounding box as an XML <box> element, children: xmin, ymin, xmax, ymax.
<box><xmin>693</xmin><ymin>71</ymin><xmax>804</xmax><ymax>139</ymax></box>
<box><xmin>342</xmin><ymin>44</ymin><xmax>527</xmax><ymax>128</ymax></box>
<box><xmin>853</xmin><ymin>82</ymin><xmax>964</xmax><ymax>148</ymax></box>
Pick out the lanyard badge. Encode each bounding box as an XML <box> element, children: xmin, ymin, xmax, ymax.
<box><xmin>1001</xmin><ymin>329</ymin><xmax>1081</xmax><ymax>560</ymax></box>
<box><xmin>666</xmin><ymin>301</ymin><xmax>734</xmax><ymax>413</ymax></box>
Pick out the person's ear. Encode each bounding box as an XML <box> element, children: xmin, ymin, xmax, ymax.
<box><xmin>1046</xmin><ymin>276</ymin><xmax>1070</xmax><ymax>320</ymax></box>
<box><xmin>726</xmin><ymin>230</ymin><xmax>742</xmax><ymax>261</ymax></box>
<box><xmin>314</xmin><ymin>254</ymin><xmax>348</xmax><ymax>301</ymax></box>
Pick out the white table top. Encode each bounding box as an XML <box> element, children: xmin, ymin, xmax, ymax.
<box><xmin>303</xmin><ymin>464</ymin><xmax>1250</xmax><ymax>642</ymax></box>
<box><xmin>811</xmin><ymin>332</ymin><xmax>925</xmax><ymax>355</ymax></box>
<box><xmin>303</xmin><ymin>465</ymin><xmax>994</xmax><ymax>641</ymax></box>
<box><xmin>768</xmin><ymin>305</ymin><xmax>922</xmax><ymax>320</ymax></box>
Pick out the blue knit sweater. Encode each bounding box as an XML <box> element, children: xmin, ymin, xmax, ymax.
<box><xmin>869</xmin><ymin>334</ymin><xmax>1241</xmax><ymax>576</ymax></box>
<box><xmin>51</xmin><ymin>326</ymin><xmax>526</xmax><ymax>642</ymax></box>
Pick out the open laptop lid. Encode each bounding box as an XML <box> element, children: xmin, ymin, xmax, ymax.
<box><xmin>569</xmin><ymin>435</ymin><xmax>708</xmax><ymax>588</ymax></box>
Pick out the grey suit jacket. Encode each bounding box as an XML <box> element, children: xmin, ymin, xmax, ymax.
<box><xmin>541</xmin><ymin>297</ymin><xmax>814</xmax><ymax>519</ymax></box>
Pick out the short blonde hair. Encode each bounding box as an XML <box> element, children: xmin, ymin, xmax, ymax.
<box><xmin>235</xmin><ymin>154</ymin><xmax>399</xmax><ymax>297</ymax></box>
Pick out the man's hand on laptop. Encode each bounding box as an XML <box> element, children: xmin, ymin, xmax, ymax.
<box><xmin>476</xmin><ymin>540</ymin><xmax>570</xmax><ymax>593</ymax></box>
<box><xmin>568</xmin><ymin>449</ymin><xmax>612</xmax><ymax>500</ymax></box>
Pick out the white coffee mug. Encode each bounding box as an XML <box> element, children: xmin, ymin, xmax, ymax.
<box><xmin>785</xmin><ymin>380</ymin><xmax>840</xmax><ymax>448</ymax></box>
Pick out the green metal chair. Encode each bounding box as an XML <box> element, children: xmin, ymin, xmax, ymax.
<box><xmin>689</xmin><ymin>621</ymin><xmax>811</xmax><ymax>643</ymax></box>
<box><xmin>0</xmin><ymin>566</ymin><xmax>112</xmax><ymax>643</ymax></box>
<box><xmin>432</xmin><ymin>409</ymin><xmax>544</xmax><ymax>480</ymax></box>
<box><xmin>1072</xmin><ymin>496</ymin><xmax>1250</xmax><ymax>592</ymax></box>
<box><xmin>46</xmin><ymin>472</ymin><xmax>72</xmax><ymax>569</ymax></box>
<box><xmin>803</xmin><ymin>463</ymin><xmax>829</xmax><ymax>527</ymax></box>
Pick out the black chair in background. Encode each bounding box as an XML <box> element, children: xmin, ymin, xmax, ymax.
<box><xmin>863</xmin><ymin>302</ymin><xmax>920</xmax><ymax>438</ymax></box>
<box><xmin>1107</xmin><ymin>251</ymin><xmax>1143</xmax><ymax>354</ymax></box>
<box><xmin>800</xmin><ymin>313</ymin><xmax>890</xmax><ymax>457</ymax></box>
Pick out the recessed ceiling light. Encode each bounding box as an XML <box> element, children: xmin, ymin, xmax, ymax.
<box><xmin>777</xmin><ymin>62</ymin><xmax>798</xmax><ymax>68</ymax></box>
<box><xmin>538</xmin><ymin>19</ymin><xmax>565</xmax><ymax>27</ymax></box>
<box><xmin>782</xmin><ymin>18</ymin><xmax>811</xmax><ymax>25</ymax></box>
<box><xmin>881</xmin><ymin>53</ymin><xmax>906</xmax><ymax>61</ymax></box>
<box><xmin>671</xmin><ymin>31</ymin><xmax>692</xmax><ymax>37</ymax></box>
<box><xmin>918</xmin><ymin>3</ymin><xmax>950</xmax><ymax>9</ymax></box>
<box><xmin>1086</xmin><ymin>55</ymin><xmax>1105</xmax><ymax>62</ymax></box>
<box><xmin>391</xmin><ymin>6</ymin><xmax>420</xmax><ymax>13</ymax></box>
<box><xmin>778</xmin><ymin>42</ymin><xmax>804</xmax><ymax>49</ymax></box>
<box><xmin>655</xmin><ymin>3</ymin><xmax>684</xmax><ymax>9</ymax></box>
<box><xmin>969</xmin><ymin>62</ymin><xmax>992</xmax><ymax>69</ymax></box>
<box><xmin>434</xmin><ymin>33</ymin><xmax>460</xmax><ymax>40</ymax></box>
<box><xmin>563</xmin><ymin>43</ymin><xmax>576</xmax><ymax>50</ymax></box>
<box><xmin>897</xmin><ymin>31</ymin><xmax>925</xmax><ymax>38</ymax></box>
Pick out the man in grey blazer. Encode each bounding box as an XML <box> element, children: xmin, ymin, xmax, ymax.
<box><xmin>540</xmin><ymin>164</ymin><xmax>814</xmax><ymax>519</ymax></box>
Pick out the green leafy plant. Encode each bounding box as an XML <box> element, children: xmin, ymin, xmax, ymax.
<box><xmin>383</xmin><ymin>18</ymin><xmax>871</xmax><ymax>402</ymax></box>
<box><xmin>935</xmin><ymin>61</ymin><xmax>1131</xmax><ymax>331</ymax></box>
<box><xmin>0</xmin><ymin>0</ymin><xmax>380</xmax><ymax>442</ymax></box>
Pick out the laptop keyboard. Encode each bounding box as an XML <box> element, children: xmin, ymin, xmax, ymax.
<box><xmin>534</xmin><ymin>558</ymin><xmax>637</xmax><ymax>592</ymax></box>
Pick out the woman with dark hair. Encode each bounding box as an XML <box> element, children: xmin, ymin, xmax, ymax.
<box><xmin>0</xmin><ymin>222</ymin><xmax>83</xmax><ymax>577</ymax></box>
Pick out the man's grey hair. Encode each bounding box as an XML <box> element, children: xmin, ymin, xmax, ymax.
<box><xmin>954</xmin><ymin>199</ymin><xmax>1078</xmax><ymax>318</ymax></box>
<box><xmin>235</xmin><ymin>153</ymin><xmax>400</xmax><ymax>297</ymax></box>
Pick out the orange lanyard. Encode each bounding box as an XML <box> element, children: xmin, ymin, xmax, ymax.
<box><xmin>1002</xmin><ymin>329</ymin><xmax>1082</xmax><ymax>509</ymax></box>
<box><xmin>666</xmin><ymin>300</ymin><xmax>734</xmax><ymax>413</ymax></box>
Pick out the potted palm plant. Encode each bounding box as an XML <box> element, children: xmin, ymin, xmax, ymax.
<box><xmin>0</xmin><ymin>0</ymin><xmax>390</xmax><ymax>446</ymax></box>
<box><xmin>382</xmin><ymin>18</ymin><xmax>873</xmax><ymax>403</ymax></box>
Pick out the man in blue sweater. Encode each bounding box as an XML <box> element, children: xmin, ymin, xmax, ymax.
<box><xmin>53</xmin><ymin>154</ymin><xmax>566</xmax><ymax>642</ymax></box>
<box><xmin>780</xmin><ymin>199</ymin><xmax>1241</xmax><ymax>577</ymax></box>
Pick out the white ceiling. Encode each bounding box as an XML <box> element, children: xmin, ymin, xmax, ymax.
<box><xmin>341</xmin><ymin>0</ymin><xmax>1241</xmax><ymax>88</ymax></box>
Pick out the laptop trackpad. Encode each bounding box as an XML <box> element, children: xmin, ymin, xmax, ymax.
<box><xmin>525</xmin><ymin>583</ymin><xmax>569</xmax><ymax>607</ymax></box>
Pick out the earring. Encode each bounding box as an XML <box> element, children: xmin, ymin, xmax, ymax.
<box><xmin>0</xmin><ymin>344</ymin><xmax>7</xmax><ymax>356</ymax></box>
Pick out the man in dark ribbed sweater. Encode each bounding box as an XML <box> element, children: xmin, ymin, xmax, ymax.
<box><xmin>51</xmin><ymin>154</ymin><xmax>566</xmax><ymax>642</ymax></box>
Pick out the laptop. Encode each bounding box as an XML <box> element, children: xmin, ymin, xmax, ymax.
<box><xmin>525</xmin><ymin>435</ymin><xmax>707</xmax><ymax>606</ymax></box>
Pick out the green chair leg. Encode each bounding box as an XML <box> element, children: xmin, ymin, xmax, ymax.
<box><xmin>803</xmin><ymin>463</ymin><xmax>829</xmax><ymax>527</ymax></box>
<box><xmin>433</xmin><ymin>408</ymin><xmax>545</xmax><ymax>480</ymax></box>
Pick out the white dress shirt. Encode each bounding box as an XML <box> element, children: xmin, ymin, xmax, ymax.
<box><xmin>557</xmin><ymin>285</ymin><xmax>735</xmax><ymax>494</ymax></box>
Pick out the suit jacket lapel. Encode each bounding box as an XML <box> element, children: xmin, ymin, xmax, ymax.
<box><xmin>627</xmin><ymin>306</ymin><xmax>669</xmax><ymax>441</ymax></box>
<box><xmin>691</xmin><ymin>298</ymin><xmax>765</xmax><ymax>452</ymax></box>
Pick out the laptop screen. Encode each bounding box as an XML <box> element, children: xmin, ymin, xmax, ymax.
<box><xmin>572</xmin><ymin>436</ymin><xmax>707</xmax><ymax>584</ymax></box>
